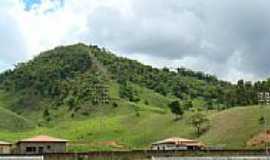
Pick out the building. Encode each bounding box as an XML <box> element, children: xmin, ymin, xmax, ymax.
<box><xmin>0</xmin><ymin>141</ymin><xmax>12</xmax><ymax>154</ymax></box>
<box><xmin>151</xmin><ymin>137</ymin><xmax>205</xmax><ymax>151</ymax></box>
<box><xmin>16</xmin><ymin>135</ymin><xmax>68</xmax><ymax>154</ymax></box>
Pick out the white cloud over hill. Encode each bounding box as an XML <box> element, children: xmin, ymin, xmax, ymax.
<box><xmin>1</xmin><ymin>0</ymin><xmax>270</xmax><ymax>82</ymax></box>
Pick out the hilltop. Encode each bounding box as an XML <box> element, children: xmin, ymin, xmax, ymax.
<box><xmin>0</xmin><ymin>43</ymin><xmax>269</xmax><ymax>151</ymax></box>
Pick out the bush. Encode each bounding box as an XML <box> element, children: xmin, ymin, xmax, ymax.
<box><xmin>144</xmin><ymin>100</ymin><xmax>149</xmax><ymax>105</ymax></box>
<box><xmin>112</xmin><ymin>102</ymin><xmax>118</xmax><ymax>108</ymax></box>
<box><xmin>168</xmin><ymin>101</ymin><xmax>184</xmax><ymax>120</ymax></box>
<box><xmin>119</xmin><ymin>83</ymin><xmax>140</xmax><ymax>102</ymax></box>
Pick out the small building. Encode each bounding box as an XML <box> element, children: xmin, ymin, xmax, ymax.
<box><xmin>0</xmin><ymin>141</ymin><xmax>12</xmax><ymax>154</ymax></box>
<box><xmin>151</xmin><ymin>137</ymin><xmax>205</xmax><ymax>151</ymax></box>
<box><xmin>16</xmin><ymin>135</ymin><xmax>68</xmax><ymax>154</ymax></box>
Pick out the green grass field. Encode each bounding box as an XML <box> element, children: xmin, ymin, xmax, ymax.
<box><xmin>0</xmin><ymin>82</ymin><xmax>268</xmax><ymax>151</ymax></box>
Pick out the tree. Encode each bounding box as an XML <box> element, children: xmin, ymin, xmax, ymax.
<box><xmin>168</xmin><ymin>101</ymin><xmax>184</xmax><ymax>120</ymax></box>
<box><xmin>259</xmin><ymin>116</ymin><xmax>265</xmax><ymax>125</ymax></box>
<box><xmin>119</xmin><ymin>83</ymin><xmax>140</xmax><ymax>102</ymax></box>
<box><xmin>112</xmin><ymin>102</ymin><xmax>118</xmax><ymax>108</ymax></box>
<box><xmin>183</xmin><ymin>100</ymin><xmax>193</xmax><ymax>110</ymax></box>
<box><xmin>188</xmin><ymin>112</ymin><xmax>209</xmax><ymax>137</ymax></box>
<box><xmin>43</xmin><ymin>108</ymin><xmax>51</xmax><ymax>122</ymax></box>
<box><xmin>64</xmin><ymin>95</ymin><xmax>77</xmax><ymax>111</ymax></box>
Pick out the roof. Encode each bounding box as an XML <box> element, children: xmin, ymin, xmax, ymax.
<box><xmin>18</xmin><ymin>135</ymin><xmax>68</xmax><ymax>143</ymax></box>
<box><xmin>0</xmin><ymin>141</ymin><xmax>11</xmax><ymax>145</ymax></box>
<box><xmin>152</xmin><ymin>137</ymin><xmax>196</xmax><ymax>144</ymax></box>
<box><xmin>152</xmin><ymin>137</ymin><xmax>204</xmax><ymax>146</ymax></box>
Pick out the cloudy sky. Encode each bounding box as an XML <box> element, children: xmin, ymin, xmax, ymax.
<box><xmin>1</xmin><ymin>0</ymin><xmax>270</xmax><ymax>82</ymax></box>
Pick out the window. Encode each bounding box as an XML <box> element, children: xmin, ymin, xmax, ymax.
<box><xmin>26</xmin><ymin>147</ymin><xmax>31</xmax><ymax>152</ymax></box>
<box><xmin>47</xmin><ymin>145</ymin><xmax>51</xmax><ymax>150</ymax></box>
<box><xmin>26</xmin><ymin>147</ymin><xmax>36</xmax><ymax>152</ymax></box>
<box><xmin>38</xmin><ymin>147</ymin><xmax>44</xmax><ymax>153</ymax></box>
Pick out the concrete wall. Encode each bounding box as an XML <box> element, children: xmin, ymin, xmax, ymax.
<box><xmin>42</xmin><ymin>150</ymin><xmax>268</xmax><ymax>160</ymax></box>
<box><xmin>0</xmin><ymin>155</ymin><xmax>43</xmax><ymax>160</ymax></box>
<box><xmin>151</xmin><ymin>144</ymin><xmax>187</xmax><ymax>151</ymax></box>
<box><xmin>16</xmin><ymin>142</ymin><xmax>66</xmax><ymax>154</ymax></box>
<box><xmin>0</xmin><ymin>150</ymin><xmax>267</xmax><ymax>160</ymax></box>
<box><xmin>153</xmin><ymin>156</ymin><xmax>270</xmax><ymax>160</ymax></box>
<box><xmin>0</xmin><ymin>145</ymin><xmax>11</xmax><ymax>154</ymax></box>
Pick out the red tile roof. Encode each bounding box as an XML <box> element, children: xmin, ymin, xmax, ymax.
<box><xmin>18</xmin><ymin>135</ymin><xmax>68</xmax><ymax>143</ymax></box>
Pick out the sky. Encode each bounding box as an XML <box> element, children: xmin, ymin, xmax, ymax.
<box><xmin>0</xmin><ymin>0</ymin><xmax>270</xmax><ymax>82</ymax></box>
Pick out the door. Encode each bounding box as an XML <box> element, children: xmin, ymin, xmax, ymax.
<box><xmin>38</xmin><ymin>147</ymin><xmax>44</xmax><ymax>154</ymax></box>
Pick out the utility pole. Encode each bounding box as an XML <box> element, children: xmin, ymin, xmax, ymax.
<box><xmin>258</xmin><ymin>92</ymin><xmax>270</xmax><ymax>155</ymax></box>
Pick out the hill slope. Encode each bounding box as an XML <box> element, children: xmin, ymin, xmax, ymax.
<box><xmin>0</xmin><ymin>43</ymin><xmax>236</xmax><ymax>123</ymax></box>
<box><xmin>0</xmin><ymin>103</ymin><xmax>267</xmax><ymax>150</ymax></box>
<box><xmin>0</xmin><ymin>43</ymin><xmax>268</xmax><ymax>151</ymax></box>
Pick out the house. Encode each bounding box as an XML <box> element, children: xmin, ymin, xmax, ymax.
<box><xmin>16</xmin><ymin>135</ymin><xmax>68</xmax><ymax>154</ymax></box>
<box><xmin>0</xmin><ymin>141</ymin><xmax>12</xmax><ymax>154</ymax></box>
<box><xmin>151</xmin><ymin>137</ymin><xmax>205</xmax><ymax>151</ymax></box>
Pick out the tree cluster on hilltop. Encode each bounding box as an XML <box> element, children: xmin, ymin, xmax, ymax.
<box><xmin>89</xmin><ymin>44</ymin><xmax>269</xmax><ymax>109</ymax></box>
<box><xmin>0</xmin><ymin>44</ymin><xmax>109</xmax><ymax>111</ymax></box>
<box><xmin>0</xmin><ymin>43</ymin><xmax>269</xmax><ymax>114</ymax></box>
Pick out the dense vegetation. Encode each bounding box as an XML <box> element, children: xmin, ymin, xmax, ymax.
<box><xmin>1</xmin><ymin>43</ymin><xmax>269</xmax><ymax>112</ymax></box>
<box><xmin>90</xmin><ymin>45</ymin><xmax>230</xmax><ymax>108</ymax></box>
<box><xmin>0</xmin><ymin>43</ymin><xmax>270</xmax><ymax>150</ymax></box>
<box><xmin>0</xmin><ymin>44</ymin><xmax>109</xmax><ymax>115</ymax></box>
<box><xmin>89</xmin><ymin>44</ymin><xmax>270</xmax><ymax>109</ymax></box>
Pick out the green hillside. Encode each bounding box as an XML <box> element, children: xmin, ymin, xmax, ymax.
<box><xmin>0</xmin><ymin>105</ymin><xmax>34</xmax><ymax>131</ymax></box>
<box><xmin>0</xmin><ymin>101</ymin><xmax>268</xmax><ymax>150</ymax></box>
<box><xmin>201</xmin><ymin>105</ymin><xmax>270</xmax><ymax>148</ymax></box>
<box><xmin>0</xmin><ymin>43</ymin><xmax>269</xmax><ymax>151</ymax></box>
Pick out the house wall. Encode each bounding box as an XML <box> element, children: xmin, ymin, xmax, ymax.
<box><xmin>151</xmin><ymin>144</ymin><xmax>187</xmax><ymax>150</ymax></box>
<box><xmin>0</xmin><ymin>145</ymin><xmax>11</xmax><ymax>154</ymax></box>
<box><xmin>17</xmin><ymin>142</ymin><xmax>66</xmax><ymax>154</ymax></box>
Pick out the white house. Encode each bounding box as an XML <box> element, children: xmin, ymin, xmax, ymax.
<box><xmin>151</xmin><ymin>137</ymin><xmax>205</xmax><ymax>151</ymax></box>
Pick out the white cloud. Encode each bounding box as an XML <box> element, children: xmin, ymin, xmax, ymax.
<box><xmin>0</xmin><ymin>0</ymin><xmax>270</xmax><ymax>82</ymax></box>
<box><xmin>0</xmin><ymin>1</ymin><xmax>28</xmax><ymax>72</ymax></box>
<box><xmin>4</xmin><ymin>0</ymin><xmax>132</xmax><ymax>59</ymax></box>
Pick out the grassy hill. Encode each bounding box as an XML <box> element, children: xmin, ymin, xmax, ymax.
<box><xmin>0</xmin><ymin>82</ymin><xmax>268</xmax><ymax>150</ymax></box>
<box><xmin>201</xmin><ymin>105</ymin><xmax>270</xmax><ymax>149</ymax></box>
<box><xmin>0</xmin><ymin>43</ymin><xmax>268</xmax><ymax>151</ymax></box>
<box><xmin>0</xmin><ymin>100</ymin><xmax>268</xmax><ymax>151</ymax></box>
